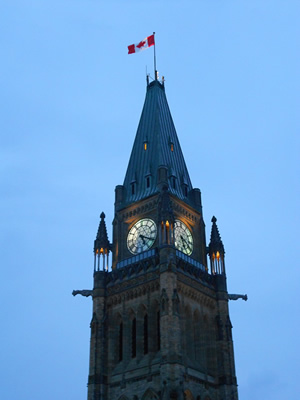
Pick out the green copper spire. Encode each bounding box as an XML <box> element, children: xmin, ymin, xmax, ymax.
<box><xmin>122</xmin><ymin>79</ymin><xmax>193</xmax><ymax>205</ymax></box>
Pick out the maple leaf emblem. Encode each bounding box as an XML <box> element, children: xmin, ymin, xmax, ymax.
<box><xmin>136</xmin><ymin>40</ymin><xmax>146</xmax><ymax>49</ymax></box>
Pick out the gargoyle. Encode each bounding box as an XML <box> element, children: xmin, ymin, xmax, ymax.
<box><xmin>228</xmin><ymin>294</ymin><xmax>248</xmax><ymax>301</ymax></box>
<box><xmin>72</xmin><ymin>290</ymin><xmax>93</xmax><ymax>297</ymax></box>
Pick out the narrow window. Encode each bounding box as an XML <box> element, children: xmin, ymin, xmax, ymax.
<box><xmin>171</xmin><ymin>177</ymin><xmax>176</xmax><ymax>189</ymax></box>
<box><xmin>131</xmin><ymin>183</ymin><xmax>135</xmax><ymax>195</ymax></box>
<box><xmin>144</xmin><ymin>314</ymin><xmax>148</xmax><ymax>354</ymax></box>
<box><xmin>132</xmin><ymin>318</ymin><xmax>136</xmax><ymax>358</ymax></box>
<box><xmin>157</xmin><ymin>311</ymin><xmax>160</xmax><ymax>351</ymax></box>
<box><xmin>170</xmin><ymin>143</ymin><xmax>174</xmax><ymax>152</ymax></box>
<box><xmin>146</xmin><ymin>176</ymin><xmax>150</xmax><ymax>188</ymax></box>
<box><xmin>119</xmin><ymin>322</ymin><xmax>123</xmax><ymax>361</ymax></box>
<box><xmin>184</xmin><ymin>185</ymin><xmax>188</xmax><ymax>197</ymax></box>
<box><xmin>144</xmin><ymin>141</ymin><xmax>147</xmax><ymax>151</ymax></box>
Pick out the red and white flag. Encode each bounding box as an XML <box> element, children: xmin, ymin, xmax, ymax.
<box><xmin>128</xmin><ymin>34</ymin><xmax>155</xmax><ymax>54</ymax></box>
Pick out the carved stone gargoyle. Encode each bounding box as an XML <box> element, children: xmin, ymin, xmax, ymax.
<box><xmin>228</xmin><ymin>293</ymin><xmax>248</xmax><ymax>301</ymax></box>
<box><xmin>72</xmin><ymin>290</ymin><xmax>93</xmax><ymax>298</ymax></box>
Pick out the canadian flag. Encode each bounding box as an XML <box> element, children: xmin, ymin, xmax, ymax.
<box><xmin>128</xmin><ymin>34</ymin><xmax>155</xmax><ymax>54</ymax></box>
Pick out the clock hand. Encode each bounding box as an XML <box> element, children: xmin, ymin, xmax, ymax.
<box><xmin>138</xmin><ymin>235</ymin><xmax>146</xmax><ymax>245</ymax></box>
<box><xmin>140</xmin><ymin>234</ymin><xmax>153</xmax><ymax>241</ymax></box>
<box><xmin>180</xmin><ymin>235</ymin><xmax>187</xmax><ymax>248</ymax></box>
<box><xmin>180</xmin><ymin>235</ymin><xmax>191</xmax><ymax>250</ymax></box>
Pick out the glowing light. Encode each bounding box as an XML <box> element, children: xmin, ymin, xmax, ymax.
<box><xmin>144</xmin><ymin>142</ymin><xmax>147</xmax><ymax>150</ymax></box>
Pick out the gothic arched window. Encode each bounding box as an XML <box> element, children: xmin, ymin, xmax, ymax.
<box><xmin>184</xmin><ymin>389</ymin><xmax>194</xmax><ymax>400</ymax></box>
<box><xmin>132</xmin><ymin>318</ymin><xmax>136</xmax><ymax>358</ymax></box>
<box><xmin>157</xmin><ymin>310</ymin><xmax>160</xmax><ymax>351</ymax></box>
<box><xmin>118</xmin><ymin>322</ymin><xmax>123</xmax><ymax>361</ymax></box>
<box><xmin>193</xmin><ymin>310</ymin><xmax>201</xmax><ymax>362</ymax></box>
<box><xmin>144</xmin><ymin>314</ymin><xmax>148</xmax><ymax>354</ymax></box>
<box><xmin>202</xmin><ymin>315</ymin><xmax>217</xmax><ymax>376</ymax></box>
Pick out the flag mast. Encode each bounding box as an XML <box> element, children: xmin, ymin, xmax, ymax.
<box><xmin>153</xmin><ymin>32</ymin><xmax>157</xmax><ymax>80</ymax></box>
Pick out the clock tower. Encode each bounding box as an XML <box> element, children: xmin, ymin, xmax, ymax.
<box><xmin>74</xmin><ymin>76</ymin><xmax>241</xmax><ymax>400</ymax></box>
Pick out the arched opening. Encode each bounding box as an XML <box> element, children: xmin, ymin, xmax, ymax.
<box><xmin>109</xmin><ymin>312</ymin><xmax>123</xmax><ymax>367</ymax></box>
<box><xmin>141</xmin><ymin>388</ymin><xmax>160</xmax><ymax>400</ymax></box>
<box><xmin>184</xmin><ymin>389</ymin><xmax>194</xmax><ymax>400</ymax></box>
<box><xmin>184</xmin><ymin>305</ymin><xmax>193</xmax><ymax>361</ymax></box>
<box><xmin>206</xmin><ymin>316</ymin><xmax>217</xmax><ymax>376</ymax></box>
<box><xmin>193</xmin><ymin>309</ymin><xmax>201</xmax><ymax>362</ymax></box>
<box><xmin>125</xmin><ymin>308</ymin><xmax>136</xmax><ymax>361</ymax></box>
<box><xmin>137</xmin><ymin>304</ymin><xmax>149</xmax><ymax>359</ymax></box>
<box><xmin>201</xmin><ymin>314</ymin><xmax>217</xmax><ymax>376</ymax></box>
<box><xmin>131</xmin><ymin>317</ymin><xmax>136</xmax><ymax>358</ymax></box>
<box><xmin>118</xmin><ymin>395</ymin><xmax>130</xmax><ymax>400</ymax></box>
<box><xmin>157</xmin><ymin>309</ymin><xmax>160</xmax><ymax>351</ymax></box>
<box><xmin>144</xmin><ymin>314</ymin><xmax>148</xmax><ymax>354</ymax></box>
<box><xmin>148</xmin><ymin>299</ymin><xmax>160</xmax><ymax>353</ymax></box>
<box><xmin>118</xmin><ymin>321</ymin><xmax>123</xmax><ymax>361</ymax></box>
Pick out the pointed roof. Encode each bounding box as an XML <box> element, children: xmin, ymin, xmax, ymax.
<box><xmin>94</xmin><ymin>212</ymin><xmax>110</xmax><ymax>253</ymax></box>
<box><xmin>208</xmin><ymin>216</ymin><xmax>225</xmax><ymax>254</ymax></box>
<box><xmin>123</xmin><ymin>79</ymin><xmax>193</xmax><ymax>204</ymax></box>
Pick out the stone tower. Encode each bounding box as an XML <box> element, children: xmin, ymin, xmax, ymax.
<box><xmin>74</xmin><ymin>77</ymin><xmax>241</xmax><ymax>400</ymax></box>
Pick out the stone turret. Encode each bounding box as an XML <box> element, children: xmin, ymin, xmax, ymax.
<box><xmin>208</xmin><ymin>216</ymin><xmax>225</xmax><ymax>275</ymax></box>
<box><xmin>94</xmin><ymin>212</ymin><xmax>111</xmax><ymax>271</ymax></box>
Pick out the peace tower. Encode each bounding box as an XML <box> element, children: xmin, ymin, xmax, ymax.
<box><xmin>73</xmin><ymin>74</ymin><xmax>244</xmax><ymax>400</ymax></box>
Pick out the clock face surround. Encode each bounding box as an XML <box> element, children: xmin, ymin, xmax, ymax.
<box><xmin>174</xmin><ymin>219</ymin><xmax>193</xmax><ymax>255</ymax></box>
<box><xmin>127</xmin><ymin>218</ymin><xmax>157</xmax><ymax>255</ymax></box>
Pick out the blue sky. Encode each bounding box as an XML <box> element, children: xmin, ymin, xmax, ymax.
<box><xmin>1</xmin><ymin>1</ymin><xmax>299</xmax><ymax>399</ymax></box>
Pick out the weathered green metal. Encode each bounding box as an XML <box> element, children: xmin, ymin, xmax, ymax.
<box><xmin>123</xmin><ymin>79</ymin><xmax>193</xmax><ymax>205</ymax></box>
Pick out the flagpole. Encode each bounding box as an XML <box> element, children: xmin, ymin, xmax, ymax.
<box><xmin>153</xmin><ymin>32</ymin><xmax>157</xmax><ymax>80</ymax></box>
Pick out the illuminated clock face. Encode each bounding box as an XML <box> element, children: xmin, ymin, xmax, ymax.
<box><xmin>174</xmin><ymin>219</ymin><xmax>193</xmax><ymax>255</ymax></box>
<box><xmin>127</xmin><ymin>218</ymin><xmax>157</xmax><ymax>255</ymax></box>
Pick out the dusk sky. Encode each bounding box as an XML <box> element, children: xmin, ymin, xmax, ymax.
<box><xmin>1</xmin><ymin>1</ymin><xmax>299</xmax><ymax>399</ymax></box>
